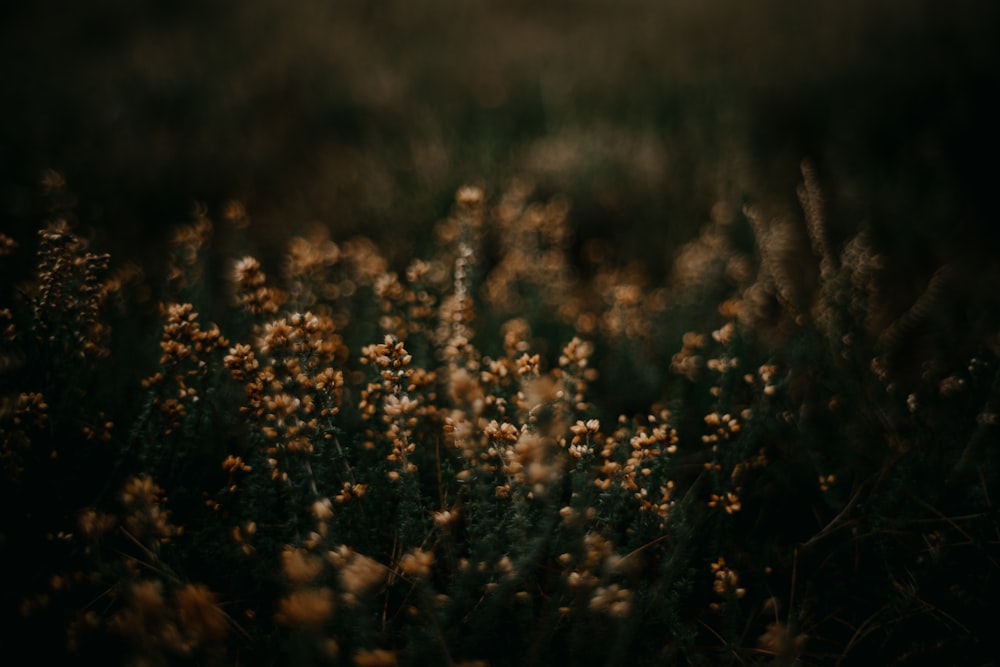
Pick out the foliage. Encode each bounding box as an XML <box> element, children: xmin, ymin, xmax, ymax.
<box><xmin>1</xmin><ymin>169</ymin><xmax>998</xmax><ymax>667</ymax></box>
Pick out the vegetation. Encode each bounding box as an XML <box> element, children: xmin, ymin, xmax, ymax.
<box><xmin>2</xmin><ymin>2</ymin><xmax>998</xmax><ymax>665</ymax></box>
<box><xmin>2</xmin><ymin>165</ymin><xmax>998</xmax><ymax>665</ymax></box>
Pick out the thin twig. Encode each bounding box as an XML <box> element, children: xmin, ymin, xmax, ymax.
<box><xmin>695</xmin><ymin>618</ymin><xmax>747</xmax><ymax>666</ymax></box>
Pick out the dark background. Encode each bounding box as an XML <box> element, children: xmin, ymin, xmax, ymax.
<box><xmin>2</xmin><ymin>0</ymin><xmax>998</xmax><ymax>280</ymax></box>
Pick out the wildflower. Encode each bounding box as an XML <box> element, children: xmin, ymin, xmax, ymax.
<box><xmin>706</xmin><ymin>356</ymin><xmax>738</xmax><ymax>373</ymax></box>
<box><xmin>221</xmin><ymin>455</ymin><xmax>252</xmax><ymax>475</ymax></box>
<box><xmin>484</xmin><ymin>420</ymin><xmax>520</xmax><ymax>444</ymax></box>
<box><xmin>0</xmin><ymin>233</ymin><xmax>16</xmax><ymax>256</ymax></box>
<box><xmin>232</xmin><ymin>256</ymin><xmax>265</xmax><ymax>289</ymax></box>
<box><xmin>589</xmin><ymin>584</ymin><xmax>632</xmax><ymax>618</ymax></box>
<box><xmin>559</xmin><ymin>337</ymin><xmax>593</xmax><ymax>370</ymax></box>
<box><xmin>13</xmin><ymin>392</ymin><xmax>48</xmax><ymax>430</ymax></box>
<box><xmin>353</xmin><ymin>648</ymin><xmax>398</xmax><ymax>667</ymax></box>
<box><xmin>335</xmin><ymin>483</ymin><xmax>368</xmax><ymax>503</ymax></box>
<box><xmin>334</xmin><ymin>548</ymin><xmax>386</xmax><ymax>597</ymax></box>
<box><xmin>708</xmin><ymin>491</ymin><xmax>742</xmax><ymax>514</ymax></box>
<box><xmin>383</xmin><ymin>393</ymin><xmax>418</xmax><ymax>417</ymax></box>
<box><xmin>710</xmin><ymin>557</ymin><xmax>746</xmax><ymax>600</ymax></box>
<box><xmin>398</xmin><ymin>548</ymin><xmax>434</xmax><ymax>580</ymax></box>
<box><xmin>275</xmin><ymin>588</ymin><xmax>335</xmax><ymax>631</ymax></box>
<box><xmin>311</xmin><ymin>498</ymin><xmax>334</xmax><ymax>521</ymax></box>
<box><xmin>285</xmin><ymin>231</ymin><xmax>340</xmax><ymax>282</ymax></box>
<box><xmin>282</xmin><ymin>546</ymin><xmax>324</xmax><ymax>585</ymax></box>
<box><xmin>712</xmin><ymin>322</ymin><xmax>734</xmax><ymax>346</ymax></box>
<box><xmin>107</xmin><ymin>579</ymin><xmax>169</xmax><ymax>643</ymax></box>
<box><xmin>224</xmin><ymin>344</ymin><xmax>258</xmax><ymax>382</ymax></box>
<box><xmin>456</xmin><ymin>185</ymin><xmax>484</xmax><ymax>208</ymax></box>
<box><xmin>818</xmin><ymin>474</ymin><xmax>836</xmax><ymax>492</ymax></box>
<box><xmin>515</xmin><ymin>352</ymin><xmax>540</xmax><ymax>377</ymax></box>
<box><xmin>176</xmin><ymin>584</ymin><xmax>229</xmax><ymax>648</ymax></box>
<box><xmin>120</xmin><ymin>475</ymin><xmax>181</xmax><ymax>543</ymax></box>
<box><xmin>566</xmin><ymin>571</ymin><xmax>595</xmax><ymax>590</ymax></box>
<box><xmin>433</xmin><ymin>509</ymin><xmax>458</xmax><ymax>527</ymax></box>
<box><xmin>702</xmin><ymin>412</ymin><xmax>740</xmax><ymax>444</ymax></box>
<box><xmin>570</xmin><ymin>418</ymin><xmax>600</xmax><ymax>437</ymax></box>
<box><xmin>758</xmin><ymin>621</ymin><xmax>809</xmax><ymax>659</ymax></box>
<box><xmin>938</xmin><ymin>375</ymin><xmax>965</xmax><ymax>397</ymax></box>
<box><xmin>77</xmin><ymin>509</ymin><xmax>116</xmax><ymax>539</ymax></box>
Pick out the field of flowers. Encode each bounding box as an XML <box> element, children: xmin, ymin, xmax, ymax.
<box><xmin>2</xmin><ymin>1</ymin><xmax>999</xmax><ymax>665</ymax></box>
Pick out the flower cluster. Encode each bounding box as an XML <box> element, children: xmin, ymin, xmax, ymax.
<box><xmin>143</xmin><ymin>302</ymin><xmax>229</xmax><ymax>434</ymax></box>
<box><xmin>709</xmin><ymin>556</ymin><xmax>746</xmax><ymax>611</ymax></box>
<box><xmin>3</xmin><ymin>174</ymin><xmax>997</xmax><ymax>667</ymax></box>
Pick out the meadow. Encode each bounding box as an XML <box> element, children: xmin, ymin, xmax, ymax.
<box><xmin>1</xmin><ymin>1</ymin><xmax>999</xmax><ymax>665</ymax></box>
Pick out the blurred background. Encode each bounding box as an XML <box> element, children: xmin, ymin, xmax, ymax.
<box><xmin>1</xmin><ymin>0</ymin><xmax>998</xmax><ymax>280</ymax></box>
